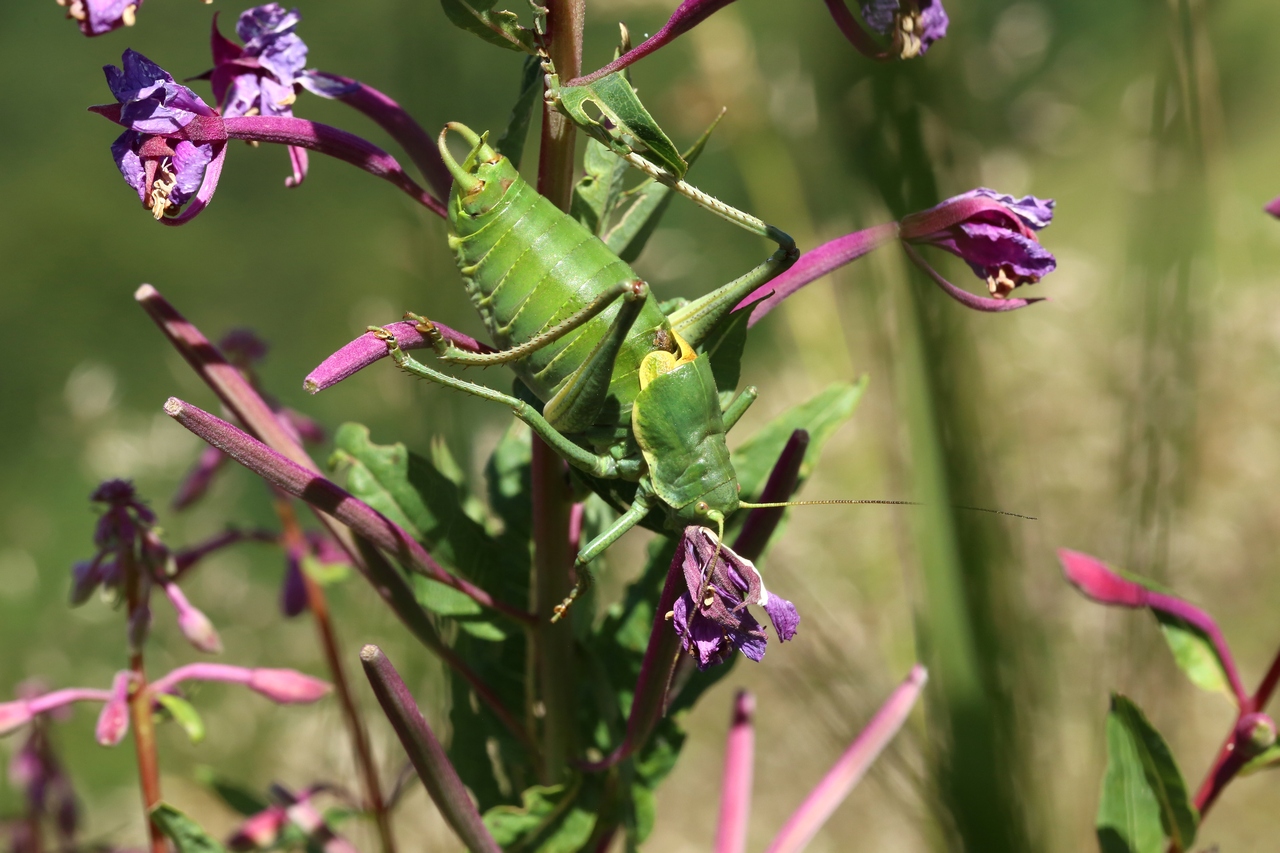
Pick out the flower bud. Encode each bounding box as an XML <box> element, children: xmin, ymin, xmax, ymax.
<box><xmin>247</xmin><ymin>669</ymin><xmax>331</xmax><ymax>704</ymax></box>
<box><xmin>164</xmin><ymin>583</ymin><xmax>223</xmax><ymax>654</ymax></box>
<box><xmin>95</xmin><ymin>672</ymin><xmax>133</xmax><ymax>747</ymax></box>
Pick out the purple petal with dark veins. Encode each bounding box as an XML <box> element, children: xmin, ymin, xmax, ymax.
<box><xmin>223</xmin><ymin>73</ymin><xmax>262</xmax><ymax>119</ymax></box>
<box><xmin>170</xmin><ymin>140</ymin><xmax>215</xmax><ymax>206</ymax></box>
<box><xmin>919</xmin><ymin>0</ymin><xmax>949</xmax><ymax>48</ymax></box>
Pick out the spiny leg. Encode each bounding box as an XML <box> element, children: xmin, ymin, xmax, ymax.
<box><xmin>542</xmin><ymin>279</ymin><xmax>649</xmax><ymax>432</ymax></box>
<box><xmin>374</xmin><ymin>329</ymin><xmax>643</xmax><ymax>482</ymax></box>
<box><xmin>552</xmin><ymin>486</ymin><xmax>657</xmax><ymax>623</ymax></box>
<box><xmin>414</xmin><ymin>279</ymin><xmax>648</xmax><ymax>367</ymax></box>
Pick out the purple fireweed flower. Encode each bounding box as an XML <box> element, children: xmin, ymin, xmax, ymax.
<box><xmin>57</xmin><ymin>0</ymin><xmax>141</xmax><ymax>37</ymax></box>
<box><xmin>102</xmin><ymin>50</ymin><xmax>225</xmax><ymax>222</ymax></box>
<box><xmin>209</xmin><ymin>6</ymin><xmax>311</xmax><ymax>186</ymax></box>
<box><xmin>859</xmin><ymin>0</ymin><xmax>948</xmax><ymax>58</ymax></box>
<box><xmin>900</xmin><ymin>187</ymin><xmax>1056</xmax><ymax>299</ymax></box>
<box><xmin>93</xmin><ymin>53</ymin><xmax>445</xmax><ymax>221</ymax></box>
<box><xmin>77</xmin><ymin>480</ymin><xmax>244</xmax><ymax>652</ymax></box>
<box><xmin>671</xmin><ymin>527</ymin><xmax>799</xmax><ymax>670</ymax></box>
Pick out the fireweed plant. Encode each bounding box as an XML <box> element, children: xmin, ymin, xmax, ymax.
<box><xmin>11</xmin><ymin>0</ymin><xmax>1103</xmax><ymax>851</ymax></box>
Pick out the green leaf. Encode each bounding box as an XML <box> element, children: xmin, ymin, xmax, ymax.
<box><xmin>155</xmin><ymin>694</ymin><xmax>206</xmax><ymax>744</ymax></box>
<box><xmin>1096</xmin><ymin>694</ymin><xmax>1198</xmax><ymax>853</ymax></box>
<box><xmin>1154</xmin><ymin>613</ymin><xmax>1234</xmax><ymax>702</ymax></box>
<box><xmin>604</xmin><ymin>110</ymin><xmax>723</xmax><ymax>263</ymax></box>
<box><xmin>496</xmin><ymin>55</ymin><xmax>542</xmax><ymax>169</ymax></box>
<box><xmin>193</xmin><ymin>768</ymin><xmax>269</xmax><ymax>817</ymax></box>
<box><xmin>730</xmin><ymin>378</ymin><xmax>869</xmax><ymax>497</ymax></box>
<box><xmin>553</xmin><ymin>73</ymin><xmax>686</xmax><ymax>179</ymax></box>
<box><xmin>572</xmin><ymin>138</ymin><xmax>629</xmax><ymax>236</ymax></box>
<box><xmin>483</xmin><ymin>784</ymin><xmax>595</xmax><ymax>852</ymax></box>
<box><xmin>150</xmin><ymin>803</ymin><xmax>227</xmax><ymax>853</ymax></box>
<box><xmin>439</xmin><ymin>0</ymin><xmax>537</xmax><ymax>53</ymax></box>
<box><xmin>331</xmin><ymin>423</ymin><xmax>509</xmax><ymax>588</ymax></box>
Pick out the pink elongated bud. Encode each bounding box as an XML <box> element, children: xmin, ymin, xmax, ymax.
<box><xmin>163</xmin><ymin>582</ymin><xmax>223</xmax><ymax>654</ymax></box>
<box><xmin>1058</xmin><ymin>549</ymin><xmax>1148</xmax><ymax>607</ymax></box>
<box><xmin>150</xmin><ymin>663</ymin><xmax>330</xmax><ymax>705</ymax></box>
<box><xmin>1266</xmin><ymin>196</ymin><xmax>1280</xmax><ymax>219</ymax></box>
<box><xmin>247</xmin><ymin>669</ymin><xmax>332</xmax><ymax>704</ymax></box>
<box><xmin>304</xmin><ymin>320</ymin><xmax>494</xmax><ymax>393</ymax></box>
<box><xmin>765</xmin><ymin>665</ymin><xmax>927</xmax><ymax>853</ymax></box>
<box><xmin>95</xmin><ymin>671</ymin><xmax>134</xmax><ymax>746</ymax></box>
<box><xmin>0</xmin><ymin>701</ymin><xmax>34</xmax><ymax>737</ymax></box>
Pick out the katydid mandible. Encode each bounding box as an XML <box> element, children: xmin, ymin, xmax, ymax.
<box><xmin>375</xmin><ymin>112</ymin><xmax>800</xmax><ymax>618</ymax></box>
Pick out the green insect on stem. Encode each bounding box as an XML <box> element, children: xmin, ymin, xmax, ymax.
<box><xmin>383</xmin><ymin>113</ymin><xmax>800</xmax><ymax>621</ymax></box>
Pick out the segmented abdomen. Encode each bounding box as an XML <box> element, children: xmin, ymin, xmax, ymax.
<box><xmin>449</xmin><ymin>175</ymin><xmax>669</xmax><ymax>435</ymax></box>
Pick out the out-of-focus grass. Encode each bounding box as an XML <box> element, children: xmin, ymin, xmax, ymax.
<box><xmin>4</xmin><ymin>0</ymin><xmax>1280</xmax><ymax>850</ymax></box>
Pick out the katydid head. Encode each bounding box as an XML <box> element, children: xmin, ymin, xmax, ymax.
<box><xmin>437</xmin><ymin>122</ymin><xmax>516</xmax><ymax>219</ymax></box>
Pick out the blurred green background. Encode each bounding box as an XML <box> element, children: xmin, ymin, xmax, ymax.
<box><xmin>3</xmin><ymin>0</ymin><xmax>1279</xmax><ymax>849</ymax></box>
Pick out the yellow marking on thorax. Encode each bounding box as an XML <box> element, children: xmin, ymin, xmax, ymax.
<box><xmin>638</xmin><ymin>330</ymin><xmax>696</xmax><ymax>390</ymax></box>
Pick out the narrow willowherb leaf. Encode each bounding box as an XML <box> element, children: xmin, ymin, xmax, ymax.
<box><xmin>764</xmin><ymin>665</ymin><xmax>926</xmax><ymax>853</ymax></box>
<box><xmin>1096</xmin><ymin>694</ymin><xmax>1198</xmax><ymax>853</ymax></box>
<box><xmin>360</xmin><ymin>645</ymin><xmax>502</xmax><ymax>853</ymax></box>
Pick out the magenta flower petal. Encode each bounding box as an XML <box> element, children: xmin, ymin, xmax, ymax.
<box><xmin>902</xmin><ymin>243</ymin><xmax>1044</xmax><ymax>312</ymax></box>
<box><xmin>94</xmin><ymin>672</ymin><xmax>133</xmax><ymax>746</ymax></box>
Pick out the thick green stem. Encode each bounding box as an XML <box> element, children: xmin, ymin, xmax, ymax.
<box><xmin>531</xmin><ymin>0</ymin><xmax>586</xmax><ymax>783</ymax></box>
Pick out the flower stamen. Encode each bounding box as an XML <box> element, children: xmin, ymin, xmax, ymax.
<box><xmin>121</xmin><ymin>3</ymin><xmax>137</xmax><ymax>26</ymax></box>
<box><xmin>148</xmin><ymin>159</ymin><xmax>179</xmax><ymax>220</ymax></box>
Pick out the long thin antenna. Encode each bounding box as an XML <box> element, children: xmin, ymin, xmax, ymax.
<box><xmin>736</xmin><ymin>499</ymin><xmax>1037</xmax><ymax>521</ymax></box>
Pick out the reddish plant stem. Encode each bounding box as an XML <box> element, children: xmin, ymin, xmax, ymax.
<box><xmin>531</xmin><ymin>0</ymin><xmax>585</xmax><ymax>784</ymax></box>
<box><xmin>276</xmin><ymin>499</ymin><xmax>396</xmax><ymax>853</ymax></box>
<box><xmin>1185</xmin><ymin>639</ymin><xmax>1280</xmax><ymax>831</ymax></box>
<box><xmin>121</xmin><ymin>547</ymin><xmax>164</xmax><ymax>853</ymax></box>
